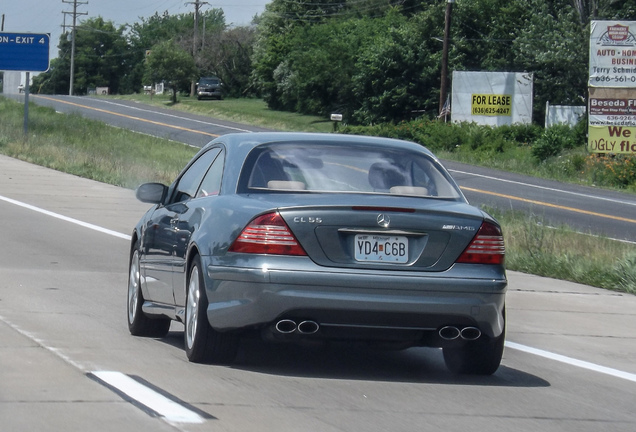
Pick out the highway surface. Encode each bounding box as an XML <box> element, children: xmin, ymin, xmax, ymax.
<box><xmin>16</xmin><ymin>94</ymin><xmax>636</xmax><ymax>243</ymax></box>
<box><xmin>1</xmin><ymin>94</ymin><xmax>635</xmax><ymax>431</ymax></box>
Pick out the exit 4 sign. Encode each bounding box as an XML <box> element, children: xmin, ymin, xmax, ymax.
<box><xmin>0</xmin><ymin>32</ymin><xmax>50</xmax><ymax>72</ymax></box>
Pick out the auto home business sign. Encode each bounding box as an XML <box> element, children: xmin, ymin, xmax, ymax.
<box><xmin>588</xmin><ymin>22</ymin><xmax>636</xmax><ymax>154</ymax></box>
<box><xmin>0</xmin><ymin>32</ymin><xmax>50</xmax><ymax>71</ymax></box>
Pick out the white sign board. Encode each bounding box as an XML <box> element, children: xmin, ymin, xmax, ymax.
<box><xmin>545</xmin><ymin>104</ymin><xmax>586</xmax><ymax>128</ymax></box>
<box><xmin>451</xmin><ymin>71</ymin><xmax>533</xmax><ymax>125</ymax></box>
<box><xmin>589</xmin><ymin>21</ymin><xmax>636</xmax><ymax>87</ymax></box>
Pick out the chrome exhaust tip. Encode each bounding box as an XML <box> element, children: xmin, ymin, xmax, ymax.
<box><xmin>297</xmin><ymin>320</ymin><xmax>319</xmax><ymax>335</ymax></box>
<box><xmin>275</xmin><ymin>319</ymin><xmax>297</xmax><ymax>334</ymax></box>
<box><xmin>439</xmin><ymin>326</ymin><xmax>461</xmax><ymax>340</ymax></box>
<box><xmin>460</xmin><ymin>327</ymin><xmax>482</xmax><ymax>341</ymax></box>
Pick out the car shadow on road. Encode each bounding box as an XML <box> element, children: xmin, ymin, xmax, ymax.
<box><xmin>161</xmin><ymin>330</ymin><xmax>549</xmax><ymax>388</ymax></box>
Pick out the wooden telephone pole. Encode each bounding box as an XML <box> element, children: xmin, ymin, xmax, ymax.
<box><xmin>62</xmin><ymin>0</ymin><xmax>88</xmax><ymax>96</ymax></box>
<box><xmin>187</xmin><ymin>0</ymin><xmax>208</xmax><ymax>97</ymax></box>
<box><xmin>439</xmin><ymin>0</ymin><xmax>454</xmax><ymax>117</ymax></box>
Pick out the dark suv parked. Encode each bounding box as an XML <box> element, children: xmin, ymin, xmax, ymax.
<box><xmin>197</xmin><ymin>76</ymin><xmax>223</xmax><ymax>100</ymax></box>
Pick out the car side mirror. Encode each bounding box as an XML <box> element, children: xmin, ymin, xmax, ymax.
<box><xmin>136</xmin><ymin>182</ymin><xmax>168</xmax><ymax>204</ymax></box>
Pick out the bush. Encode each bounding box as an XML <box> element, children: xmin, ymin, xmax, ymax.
<box><xmin>587</xmin><ymin>154</ymin><xmax>636</xmax><ymax>190</ymax></box>
<box><xmin>531</xmin><ymin>124</ymin><xmax>578</xmax><ymax>162</ymax></box>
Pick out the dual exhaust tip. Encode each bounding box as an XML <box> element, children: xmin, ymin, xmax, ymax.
<box><xmin>439</xmin><ymin>326</ymin><xmax>482</xmax><ymax>341</ymax></box>
<box><xmin>275</xmin><ymin>320</ymin><xmax>479</xmax><ymax>340</ymax></box>
<box><xmin>275</xmin><ymin>319</ymin><xmax>320</xmax><ymax>335</ymax></box>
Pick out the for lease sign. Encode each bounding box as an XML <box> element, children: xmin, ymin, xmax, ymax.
<box><xmin>451</xmin><ymin>71</ymin><xmax>533</xmax><ymax>125</ymax></box>
<box><xmin>589</xmin><ymin>21</ymin><xmax>636</xmax><ymax>87</ymax></box>
<box><xmin>471</xmin><ymin>94</ymin><xmax>511</xmax><ymax>116</ymax></box>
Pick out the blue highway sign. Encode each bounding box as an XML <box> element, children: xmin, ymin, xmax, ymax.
<box><xmin>0</xmin><ymin>32</ymin><xmax>50</xmax><ymax>72</ymax></box>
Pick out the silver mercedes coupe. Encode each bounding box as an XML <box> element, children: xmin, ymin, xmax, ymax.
<box><xmin>127</xmin><ymin>132</ymin><xmax>507</xmax><ymax>375</ymax></box>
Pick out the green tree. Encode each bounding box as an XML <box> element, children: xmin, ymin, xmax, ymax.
<box><xmin>32</xmin><ymin>56</ymin><xmax>70</xmax><ymax>94</ymax></box>
<box><xmin>73</xmin><ymin>18</ymin><xmax>133</xmax><ymax>94</ymax></box>
<box><xmin>513</xmin><ymin>0</ymin><xmax>589</xmax><ymax>121</ymax></box>
<box><xmin>351</xmin><ymin>8</ymin><xmax>445</xmax><ymax>123</ymax></box>
<box><xmin>129</xmin><ymin>9</ymin><xmax>226</xmax><ymax>95</ymax></box>
<box><xmin>144</xmin><ymin>40</ymin><xmax>198</xmax><ymax>103</ymax></box>
<box><xmin>450</xmin><ymin>0</ymin><xmax>531</xmax><ymax>72</ymax></box>
<box><xmin>33</xmin><ymin>18</ymin><xmax>131</xmax><ymax>94</ymax></box>
<box><xmin>572</xmin><ymin>0</ymin><xmax>636</xmax><ymax>23</ymax></box>
<box><xmin>198</xmin><ymin>25</ymin><xmax>256</xmax><ymax>97</ymax></box>
<box><xmin>251</xmin><ymin>0</ymin><xmax>413</xmax><ymax>110</ymax></box>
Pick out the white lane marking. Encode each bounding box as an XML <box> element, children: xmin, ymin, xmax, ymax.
<box><xmin>449</xmin><ymin>169</ymin><xmax>636</xmax><ymax>207</ymax></box>
<box><xmin>506</xmin><ymin>341</ymin><xmax>636</xmax><ymax>383</ymax></box>
<box><xmin>1</xmin><ymin>312</ymin><xmax>206</xmax><ymax>424</ymax></box>
<box><xmin>64</xmin><ymin>95</ymin><xmax>254</xmax><ymax>133</ymax></box>
<box><xmin>90</xmin><ymin>371</ymin><xmax>205</xmax><ymax>424</ymax></box>
<box><xmin>0</xmin><ymin>194</ymin><xmax>131</xmax><ymax>240</ymax></box>
<box><xmin>1</xmin><ymin>195</ymin><xmax>206</xmax><ymax>423</ymax></box>
<box><xmin>4</xmin><ymin>193</ymin><xmax>636</xmax><ymax>385</ymax></box>
<box><xmin>0</xmin><ymin>313</ymin><xmax>85</xmax><ymax>370</ymax></box>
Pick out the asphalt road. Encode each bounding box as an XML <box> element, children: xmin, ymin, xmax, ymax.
<box><xmin>1</xmin><ymin>155</ymin><xmax>635</xmax><ymax>432</ymax></box>
<box><xmin>14</xmin><ymin>93</ymin><xmax>636</xmax><ymax>243</ymax></box>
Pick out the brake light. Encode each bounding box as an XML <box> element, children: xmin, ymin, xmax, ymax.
<box><xmin>456</xmin><ymin>221</ymin><xmax>505</xmax><ymax>265</ymax></box>
<box><xmin>228</xmin><ymin>212</ymin><xmax>307</xmax><ymax>256</ymax></box>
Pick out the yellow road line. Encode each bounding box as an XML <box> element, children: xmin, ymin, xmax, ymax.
<box><xmin>462</xmin><ymin>186</ymin><xmax>636</xmax><ymax>224</ymax></box>
<box><xmin>36</xmin><ymin>95</ymin><xmax>219</xmax><ymax>138</ymax></box>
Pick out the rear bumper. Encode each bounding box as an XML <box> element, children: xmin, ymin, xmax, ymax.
<box><xmin>197</xmin><ymin>90</ymin><xmax>222</xmax><ymax>98</ymax></box>
<box><xmin>205</xmin><ymin>259</ymin><xmax>506</xmax><ymax>340</ymax></box>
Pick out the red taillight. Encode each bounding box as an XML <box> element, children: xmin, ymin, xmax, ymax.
<box><xmin>456</xmin><ymin>222</ymin><xmax>505</xmax><ymax>265</ymax></box>
<box><xmin>228</xmin><ymin>212</ymin><xmax>307</xmax><ymax>256</ymax></box>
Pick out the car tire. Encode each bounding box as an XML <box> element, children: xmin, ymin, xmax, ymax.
<box><xmin>184</xmin><ymin>255</ymin><xmax>239</xmax><ymax>364</ymax></box>
<box><xmin>442</xmin><ymin>309</ymin><xmax>506</xmax><ymax>375</ymax></box>
<box><xmin>127</xmin><ymin>242</ymin><xmax>171</xmax><ymax>337</ymax></box>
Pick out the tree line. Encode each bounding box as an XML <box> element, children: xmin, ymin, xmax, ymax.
<box><xmin>32</xmin><ymin>0</ymin><xmax>635</xmax><ymax>124</ymax></box>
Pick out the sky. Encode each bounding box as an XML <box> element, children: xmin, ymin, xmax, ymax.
<box><xmin>1</xmin><ymin>0</ymin><xmax>270</xmax><ymax>60</ymax></box>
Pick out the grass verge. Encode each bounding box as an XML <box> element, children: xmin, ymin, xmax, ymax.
<box><xmin>490</xmin><ymin>208</ymin><xmax>635</xmax><ymax>294</ymax></box>
<box><xmin>1</xmin><ymin>95</ymin><xmax>634</xmax><ymax>294</ymax></box>
<box><xmin>0</xmin><ymin>96</ymin><xmax>196</xmax><ymax>188</ymax></box>
<box><xmin>112</xmin><ymin>94</ymin><xmax>335</xmax><ymax>133</ymax></box>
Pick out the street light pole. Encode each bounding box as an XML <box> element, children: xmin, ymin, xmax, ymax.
<box><xmin>439</xmin><ymin>0</ymin><xmax>455</xmax><ymax>115</ymax></box>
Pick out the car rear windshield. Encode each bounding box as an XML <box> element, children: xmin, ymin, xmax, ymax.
<box><xmin>241</xmin><ymin>142</ymin><xmax>462</xmax><ymax>199</ymax></box>
<box><xmin>200</xmin><ymin>78</ymin><xmax>219</xmax><ymax>85</ymax></box>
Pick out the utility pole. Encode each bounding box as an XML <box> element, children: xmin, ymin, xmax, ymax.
<box><xmin>187</xmin><ymin>0</ymin><xmax>208</xmax><ymax>96</ymax></box>
<box><xmin>439</xmin><ymin>0</ymin><xmax>454</xmax><ymax>116</ymax></box>
<box><xmin>63</xmin><ymin>0</ymin><xmax>88</xmax><ymax>96</ymax></box>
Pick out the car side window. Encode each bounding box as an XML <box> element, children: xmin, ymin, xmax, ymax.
<box><xmin>171</xmin><ymin>147</ymin><xmax>222</xmax><ymax>203</ymax></box>
<box><xmin>196</xmin><ymin>149</ymin><xmax>225</xmax><ymax>197</ymax></box>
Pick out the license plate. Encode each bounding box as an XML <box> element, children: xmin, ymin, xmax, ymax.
<box><xmin>354</xmin><ymin>234</ymin><xmax>408</xmax><ymax>263</ymax></box>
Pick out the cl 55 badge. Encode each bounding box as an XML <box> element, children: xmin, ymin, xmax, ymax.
<box><xmin>294</xmin><ymin>216</ymin><xmax>323</xmax><ymax>224</ymax></box>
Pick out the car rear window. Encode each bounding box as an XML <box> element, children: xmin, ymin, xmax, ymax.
<box><xmin>200</xmin><ymin>78</ymin><xmax>219</xmax><ymax>85</ymax></box>
<box><xmin>241</xmin><ymin>143</ymin><xmax>462</xmax><ymax>199</ymax></box>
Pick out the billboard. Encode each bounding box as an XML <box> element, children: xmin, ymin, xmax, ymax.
<box><xmin>451</xmin><ymin>71</ymin><xmax>533</xmax><ymax>126</ymax></box>
<box><xmin>588</xmin><ymin>21</ymin><xmax>636</xmax><ymax>154</ymax></box>
<box><xmin>589</xmin><ymin>21</ymin><xmax>636</xmax><ymax>88</ymax></box>
<box><xmin>588</xmin><ymin>88</ymin><xmax>636</xmax><ymax>154</ymax></box>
